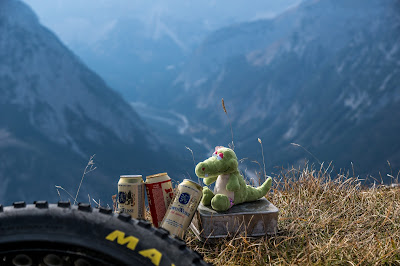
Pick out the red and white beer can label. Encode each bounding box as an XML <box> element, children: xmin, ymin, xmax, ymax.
<box><xmin>145</xmin><ymin>173</ymin><xmax>174</xmax><ymax>227</ymax></box>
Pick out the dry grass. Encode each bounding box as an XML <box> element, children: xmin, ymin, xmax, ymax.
<box><xmin>56</xmin><ymin>154</ymin><xmax>97</xmax><ymax>205</ymax></box>
<box><xmin>185</xmin><ymin>164</ymin><xmax>400</xmax><ymax>265</ymax></box>
<box><xmin>221</xmin><ymin>98</ymin><xmax>235</xmax><ymax>150</ymax></box>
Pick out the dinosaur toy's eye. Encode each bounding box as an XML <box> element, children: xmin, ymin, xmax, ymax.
<box><xmin>212</xmin><ymin>151</ymin><xmax>218</xmax><ymax>157</ymax></box>
<box><xmin>217</xmin><ymin>153</ymin><xmax>224</xmax><ymax>160</ymax></box>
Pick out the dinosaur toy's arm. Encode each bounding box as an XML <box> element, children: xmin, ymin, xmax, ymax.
<box><xmin>203</xmin><ymin>176</ymin><xmax>218</xmax><ymax>185</ymax></box>
<box><xmin>226</xmin><ymin>171</ymin><xmax>240</xmax><ymax>191</ymax></box>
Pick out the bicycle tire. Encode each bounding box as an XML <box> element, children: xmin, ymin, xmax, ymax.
<box><xmin>0</xmin><ymin>201</ymin><xmax>207</xmax><ymax>266</ymax></box>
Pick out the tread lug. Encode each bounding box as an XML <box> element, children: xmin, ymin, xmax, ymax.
<box><xmin>154</xmin><ymin>227</ymin><xmax>169</xmax><ymax>239</ymax></box>
<box><xmin>118</xmin><ymin>213</ymin><xmax>131</xmax><ymax>222</ymax></box>
<box><xmin>137</xmin><ymin>219</ymin><xmax>152</xmax><ymax>229</ymax></box>
<box><xmin>57</xmin><ymin>201</ymin><xmax>71</xmax><ymax>208</ymax></box>
<box><xmin>34</xmin><ymin>201</ymin><xmax>48</xmax><ymax>208</ymax></box>
<box><xmin>13</xmin><ymin>201</ymin><xmax>26</xmax><ymax>208</ymax></box>
<box><xmin>172</xmin><ymin>237</ymin><xmax>187</xmax><ymax>250</ymax></box>
<box><xmin>99</xmin><ymin>207</ymin><xmax>112</xmax><ymax>215</ymax></box>
<box><xmin>78</xmin><ymin>203</ymin><xmax>92</xmax><ymax>212</ymax></box>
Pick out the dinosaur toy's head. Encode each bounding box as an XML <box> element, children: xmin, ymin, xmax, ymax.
<box><xmin>195</xmin><ymin>146</ymin><xmax>238</xmax><ymax>179</ymax></box>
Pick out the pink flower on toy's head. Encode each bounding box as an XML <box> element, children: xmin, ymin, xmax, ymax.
<box><xmin>213</xmin><ymin>146</ymin><xmax>226</xmax><ymax>158</ymax></box>
<box><xmin>214</xmin><ymin>146</ymin><xmax>225</xmax><ymax>153</ymax></box>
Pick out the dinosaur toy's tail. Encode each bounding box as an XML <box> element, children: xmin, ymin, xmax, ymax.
<box><xmin>246</xmin><ymin>176</ymin><xmax>272</xmax><ymax>202</ymax></box>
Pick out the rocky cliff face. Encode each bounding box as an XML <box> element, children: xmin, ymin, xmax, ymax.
<box><xmin>0</xmin><ymin>0</ymin><xmax>174</xmax><ymax>204</ymax></box>
<box><xmin>168</xmin><ymin>0</ymin><xmax>400</xmax><ymax>177</ymax></box>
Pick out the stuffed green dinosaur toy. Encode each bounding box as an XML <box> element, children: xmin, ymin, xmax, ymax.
<box><xmin>195</xmin><ymin>146</ymin><xmax>272</xmax><ymax>212</ymax></box>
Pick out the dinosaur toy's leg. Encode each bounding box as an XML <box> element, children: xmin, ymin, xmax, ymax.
<box><xmin>201</xmin><ymin>187</ymin><xmax>214</xmax><ymax>206</ymax></box>
<box><xmin>211</xmin><ymin>194</ymin><xmax>231</xmax><ymax>212</ymax></box>
<box><xmin>246</xmin><ymin>177</ymin><xmax>272</xmax><ymax>202</ymax></box>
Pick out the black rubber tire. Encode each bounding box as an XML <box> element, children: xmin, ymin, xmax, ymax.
<box><xmin>0</xmin><ymin>201</ymin><xmax>207</xmax><ymax>266</ymax></box>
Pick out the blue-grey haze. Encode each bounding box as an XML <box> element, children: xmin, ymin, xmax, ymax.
<box><xmin>1</xmin><ymin>0</ymin><xmax>399</xmax><ymax>205</ymax></box>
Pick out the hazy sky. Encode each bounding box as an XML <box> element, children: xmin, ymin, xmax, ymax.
<box><xmin>22</xmin><ymin>0</ymin><xmax>301</xmax><ymax>47</ymax></box>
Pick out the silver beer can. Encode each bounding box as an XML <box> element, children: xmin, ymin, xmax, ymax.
<box><xmin>118</xmin><ymin>175</ymin><xmax>145</xmax><ymax>219</ymax></box>
<box><xmin>160</xmin><ymin>179</ymin><xmax>202</xmax><ymax>238</ymax></box>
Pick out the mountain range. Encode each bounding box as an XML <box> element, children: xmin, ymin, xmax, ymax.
<box><xmin>25</xmin><ymin>0</ymin><xmax>301</xmax><ymax>103</ymax></box>
<box><xmin>1</xmin><ymin>0</ymin><xmax>399</xmax><ymax>206</ymax></box>
<box><xmin>164</xmin><ymin>0</ymin><xmax>400</xmax><ymax>179</ymax></box>
<box><xmin>0</xmin><ymin>0</ymin><xmax>178</xmax><ymax>204</ymax></box>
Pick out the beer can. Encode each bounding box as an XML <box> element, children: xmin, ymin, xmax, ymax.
<box><xmin>118</xmin><ymin>175</ymin><xmax>145</xmax><ymax>219</ymax></box>
<box><xmin>160</xmin><ymin>179</ymin><xmax>203</xmax><ymax>238</ymax></box>
<box><xmin>145</xmin><ymin>172</ymin><xmax>174</xmax><ymax>227</ymax></box>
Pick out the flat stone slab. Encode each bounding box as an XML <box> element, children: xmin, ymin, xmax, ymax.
<box><xmin>190</xmin><ymin>198</ymin><xmax>279</xmax><ymax>241</ymax></box>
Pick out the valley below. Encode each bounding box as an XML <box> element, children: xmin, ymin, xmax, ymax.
<box><xmin>1</xmin><ymin>0</ymin><xmax>399</xmax><ymax>205</ymax></box>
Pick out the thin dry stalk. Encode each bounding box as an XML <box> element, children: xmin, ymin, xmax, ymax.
<box><xmin>186</xmin><ymin>146</ymin><xmax>202</xmax><ymax>186</ymax></box>
<box><xmin>92</xmin><ymin>198</ymin><xmax>101</xmax><ymax>208</ymax></box>
<box><xmin>74</xmin><ymin>154</ymin><xmax>97</xmax><ymax>205</ymax></box>
<box><xmin>55</xmin><ymin>185</ymin><xmax>74</xmax><ymax>201</ymax></box>
<box><xmin>112</xmin><ymin>194</ymin><xmax>117</xmax><ymax>212</ymax></box>
<box><xmin>291</xmin><ymin>143</ymin><xmax>321</xmax><ymax>166</ymax></box>
<box><xmin>222</xmin><ymin>98</ymin><xmax>234</xmax><ymax>150</ymax></box>
<box><xmin>258</xmin><ymin>138</ymin><xmax>267</xmax><ymax>181</ymax></box>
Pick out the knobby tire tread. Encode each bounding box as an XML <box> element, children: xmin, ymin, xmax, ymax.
<box><xmin>0</xmin><ymin>201</ymin><xmax>208</xmax><ymax>266</ymax></box>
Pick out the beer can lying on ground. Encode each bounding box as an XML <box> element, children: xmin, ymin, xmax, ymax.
<box><xmin>145</xmin><ymin>172</ymin><xmax>174</xmax><ymax>227</ymax></box>
<box><xmin>160</xmin><ymin>179</ymin><xmax>203</xmax><ymax>239</ymax></box>
<box><xmin>118</xmin><ymin>175</ymin><xmax>145</xmax><ymax>219</ymax></box>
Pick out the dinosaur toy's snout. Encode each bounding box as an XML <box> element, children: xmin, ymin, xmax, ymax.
<box><xmin>200</xmin><ymin>166</ymin><xmax>208</xmax><ymax>177</ymax></box>
<box><xmin>202</xmin><ymin>167</ymin><xmax>209</xmax><ymax>177</ymax></box>
<box><xmin>195</xmin><ymin>162</ymin><xmax>210</xmax><ymax>178</ymax></box>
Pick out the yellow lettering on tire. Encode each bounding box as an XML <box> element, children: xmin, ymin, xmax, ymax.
<box><xmin>105</xmin><ymin>230</ymin><xmax>139</xmax><ymax>250</ymax></box>
<box><xmin>139</xmin><ymin>248</ymin><xmax>162</xmax><ymax>266</ymax></box>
